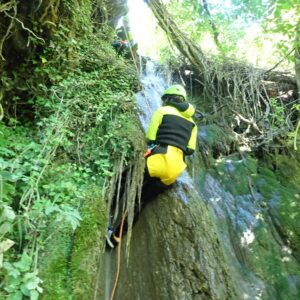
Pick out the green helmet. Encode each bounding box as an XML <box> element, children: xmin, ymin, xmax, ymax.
<box><xmin>162</xmin><ymin>85</ymin><xmax>187</xmax><ymax>101</ymax></box>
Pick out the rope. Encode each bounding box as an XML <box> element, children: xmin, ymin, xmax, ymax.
<box><xmin>109</xmin><ymin>212</ymin><xmax>127</xmax><ymax>300</ymax></box>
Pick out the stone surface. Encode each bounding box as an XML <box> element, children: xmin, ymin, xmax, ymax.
<box><xmin>196</xmin><ymin>150</ymin><xmax>300</xmax><ymax>300</ymax></box>
<box><xmin>106</xmin><ymin>0</ymin><xmax>128</xmax><ymax>27</ymax></box>
<box><xmin>100</xmin><ymin>151</ymin><xmax>300</xmax><ymax>300</ymax></box>
<box><xmin>99</xmin><ymin>60</ymin><xmax>300</xmax><ymax>300</ymax></box>
<box><xmin>101</xmin><ymin>173</ymin><xmax>236</xmax><ymax>300</ymax></box>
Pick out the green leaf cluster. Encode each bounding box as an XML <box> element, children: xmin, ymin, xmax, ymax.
<box><xmin>0</xmin><ymin>1</ymin><xmax>143</xmax><ymax>299</ymax></box>
<box><xmin>3</xmin><ymin>252</ymin><xmax>42</xmax><ymax>300</ymax></box>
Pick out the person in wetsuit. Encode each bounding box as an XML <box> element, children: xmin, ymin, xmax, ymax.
<box><xmin>106</xmin><ymin>84</ymin><xmax>197</xmax><ymax>248</ymax></box>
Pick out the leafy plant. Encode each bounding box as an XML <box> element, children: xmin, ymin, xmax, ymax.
<box><xmin>3</xmin><ymin>253</ymin><xmax>43</xmax><ymax>300</ymax></box>
<box><xmin>0</xmin><ymin>5</ymin><xmax>141</xmax><ymax>296</ymax></box>
<box><xmin>269</xmin><ymin>97</ymin><xmax>286</xmax><ymax>129</ymax></box>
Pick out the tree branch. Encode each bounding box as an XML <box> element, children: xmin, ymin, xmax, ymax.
<box><xmin>265</xmin><ymin>48</ymin><xmax>295</xmax><ymax>74</ymax></box>
<box><xmin>202</xmin><ymin>0</ymin><xmax>221</xmax><ymax>50</ymax></box>
<box><xmin>148</xmin><ymin>0</ymin><xmax>207</xmax><ymax>73</ymax></box>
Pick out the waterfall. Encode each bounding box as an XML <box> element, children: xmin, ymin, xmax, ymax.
<box><xmin>100</xmin><ymin>60</ymin><xmax>300</xmax><ymax>300</ymax></box>
<box><xmin>135</xmin><ymin>60</ymin><xmax>168</xmax><ymax>130</ymax></box>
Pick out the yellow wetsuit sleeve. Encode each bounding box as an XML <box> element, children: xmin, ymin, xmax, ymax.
<box><xmin>187</xmin><ymin>123</ymin><xmax>198</xmax><ymax>150</ymax></box>
<box><xmin>146</xmin><ymin>109</ymin><xmax>163</xmax><ymax>142</ymax></box>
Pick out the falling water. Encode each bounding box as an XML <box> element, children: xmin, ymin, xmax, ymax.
<box><xmin>135</xmin><ymin>60</ymin><xmax>168</xmax><ymax>130</ymax></box>
<box><xmin>101</xmin><ymin>60</ymin><xmax>300</xmax><ymax>300</ymax></box>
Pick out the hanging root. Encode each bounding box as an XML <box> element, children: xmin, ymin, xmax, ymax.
<box><xmin>39</xmin><ymin>0</ymin><xmax>61</xmax><ymax>25</ymax></box>
<box><xmin>0</xmin><ymin>0</ymin><xmax>14</xmax><ymax>13</ymax></box>
<box><xmin>0</xmin><ymin>0</ymin><xmax>16</xmax><ymax>61</ymax></box>
<box><xmin>149</xmin><ymin>0</ymin><xmax>298</xmax><ymax>152</ymax></box>
<box><xmin>4</xmin><ymin>10</ymin><xmax>45</xmax><ymax>44</ymax></box>
<box><xmin>0</xmin><ymin>0</ymin><xmax>47</xmax><ymax>61</ymax></box>
<box><xmin>0</xmin><ymin>90</ymin><xmax>4</xmax><ymax>121</ymax></box>
<box><xmin>106</xmin><ymin>151</ymin><xmax>144</xmax><ymax>256</ymax></box>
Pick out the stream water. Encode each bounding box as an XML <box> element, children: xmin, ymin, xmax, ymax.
<box><xmin>101</xmin><ymin>60</ymin><xmax>300</xmax><ymax>300</ymax></box>
<box><xmin>135</xmin><ymin>60</ymin><xmax>168</xmax><ymax>130</ymax></box>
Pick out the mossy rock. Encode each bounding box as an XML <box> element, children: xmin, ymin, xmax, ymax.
<box><xmin>210</xmin><ymin>154</ymin><xmax>258</xmax><ymax>196</ymax></box>
<box><xmin>39</xmin><ymin>185</ymin><xmax>107</xmax><ymax>299</ymax></box>
<box><xmin>274</xmin><ymin>154</ymin><xmax>300</xmax><ymax>185</ymax></box>
<box><xmin>70</xmin><ymin>186</ymin><xmax>107</xmax><ymax>299</ymax></box>
<box><xmin>198</xmin><ymin>124</ymin><xmax>236</xmax><ymax>158</ymax></box>
<box><xmin>39</xmin><ymin>226</ymin><xmax>74</xmax><ymax>299</ymax></box>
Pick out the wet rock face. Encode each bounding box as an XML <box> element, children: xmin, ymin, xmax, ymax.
<box><xmin>102</xmin><ymin>152</ymin><xmax>300</xmax><ymax>300</ymax></box>
<box><xmin>106</xmin><ymin>0</ymin><xmax>128</xmax><ymax>27</ymax></box>
<box><xmin>107</xmin><ymin>175</ymin><xmax>236</xmax><ymax>300</ymax></box>
<box><xmin>100</xmin><ymin>61</ymin><xmax>300</xmax><ymax>300</ymax></box>
<box><xmin>196</xmin><ymin>153</ymin><xmax>300</xmax><ymax>300</ymax></box>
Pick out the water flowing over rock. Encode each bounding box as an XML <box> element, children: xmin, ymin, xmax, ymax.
<box><xmin>100</xmin><ymin>61</ymin><xmax>300</xmax><ymax>300</ymax></box>
<box><xmin>196</xmin><ymin>154</ymin><xmax>300</xmax><ymax>299</ymax></box>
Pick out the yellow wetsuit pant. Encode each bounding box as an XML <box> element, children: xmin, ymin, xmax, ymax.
<box><xmin>146</xmin><ymin>145</ymin><xmax>186</xmax><ymax>186</ymax></box>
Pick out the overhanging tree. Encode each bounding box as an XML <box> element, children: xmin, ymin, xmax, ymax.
<box><xmin>148</xmin><ymin>0</ymin><xmax>299</xmax><ymax>152</ymax></box>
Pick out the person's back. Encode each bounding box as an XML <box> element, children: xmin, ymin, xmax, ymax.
<box><xmin>145</xmin><ymin>84</ymin><xmax>197</xmax><ymax>186</ymax></box>
<box><xmin>106</xmin><ymin>84</ymin><xmax>197</xmax><ymax>248</ymax></box>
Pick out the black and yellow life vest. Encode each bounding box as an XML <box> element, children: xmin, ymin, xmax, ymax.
<box><xmin>146</xmin><ymin>102</ymin><xmax>197</xmax><ymax>153</ymax></box>
<box><xmin>145</xmin><ymin>102</ymin><xmax>197</xmax><ymax>185</ymax></box>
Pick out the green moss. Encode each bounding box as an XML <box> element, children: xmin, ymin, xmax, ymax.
<box><xmin>70</xmin><ymin>185</ymin><xmax>107</xmax><ymax>299</ymax></box>
<box><xmin>198</xmin><ymin>124</ymin><xmax>236</xmax><ymax>154</ymax></box>
<box><xmin>276</xmin><ymin>189</ymin><xmax>300</xmax><ymax>261</ymax></box>
<box><xmin>255</xmin><ymin>167</ymin><xmax>279</xmax><ymax>199</ymax></box>
<box><xmin>39</xmin><ymin>184</ymin><xmax>107</xmax><ymax>300</ymax></box>
<box><xmin>39</xmin><ymin>227</ymin><xmax>73</xmax><ymax>300</ymax></box>
<box><xmin>210</xmin><ymin>154</ymin><xmax>258</xmax><ymax>195</ymax></box>
<box><xmin>243</xmin><ymin>219</ymin><xmax>300</xmax><ymax>299</ymax></box>
<box><xmin>275</xmin><ymin>154</ymin><xmax>300</xmax><ymax>185</ymax></box>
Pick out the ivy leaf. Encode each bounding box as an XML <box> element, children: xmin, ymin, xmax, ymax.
<box><xmin>3</xmin><ymin>261</ymin><xmax>20</xmax><ymax>278</ymax></box>
<box><xmin>41</xmin><ymin>57</ymin><xmax>47</xmax><ymax>64</ymax></box>
<box><xmin>20</xmin><ymin>284</ymin><xmax>30</xmax><ymax>296</ymax></box>
<box><xmin>0</xmin><ymin>222</ymin><xmax>13</xmax><ymax>235</ymax></box>
<box><xmin>7</xmin><ymin>291</ymin><xmax>23</xmax><ymax>300</ymax></box>
<box><xmin>24</xmin><ymin>274</ymin><xmax>41</xmax><ymax>290</ymax></box>
<box><xmin>13</xmin><ymin>253</ymin><xmax>32</xmax><ymax>272</ymax></box>
<box><xmin>2</xmin><ymin>205</ymin><xmax>16</xmax><ymax>221</ymax></box>
<box><xmin>30</xmin><ymin>290</ymin><xmax>39</xmax><ymax>300</ymax></box>
<box><xmin>0</xmin><ymin>171</ymin><xmax>18</xmax><ymax>182</ymax></box>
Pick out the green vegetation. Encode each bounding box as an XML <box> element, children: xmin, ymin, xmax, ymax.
<box><xmin>0</xmin><ymin>1</ymin><xmax>143</xmax><ymax>299</ymax></box>
<box><xmin>0</xmin><ymin>0</ymin><xmax>299</xmax><ymax>298</ymax></box>
<box><xmin>145</xmin><ymin>0</ymin><xmax>300</xmax><ymax>71</ymax></box>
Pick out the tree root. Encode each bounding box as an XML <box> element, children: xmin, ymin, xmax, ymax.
<box><xmin>0</xmin><ymin>0</ymin><xmax>16</xmax><ymax>61</ymax></box>
<box><xmin>149</xmin><ymin>0</ymin><xmax>298</xmax><ymax>151</ymax></box>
